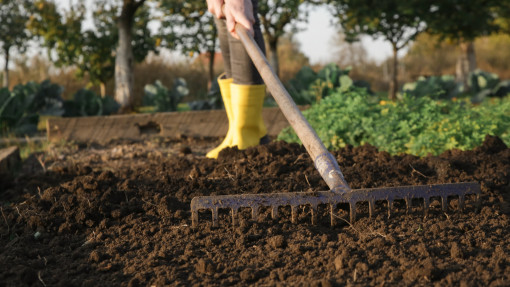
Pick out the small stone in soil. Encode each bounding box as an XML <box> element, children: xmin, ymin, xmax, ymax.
<box><xmin>268</xmin><ymin>235</ymin><xmax>286</xmax><ymax>249</ymax></box>
<box><xmin>196</xmin><ymin>258</ymin><xmax>216</xmax><ymax>274</ymax></box>
<box><xmin>451</xmin><ymin>242</ymin><xmax>463</xmax><ymax>259</ymax></box>
<box><xmin>240</xmin><ymin>268</ymin><xmax>259</xmax><ymax>282</ymax></box>
<box><xmin>334</xmin><ymin>255</ymin><xmax>344</xmax><ymax>271</ymax></box>
<box><xmin>89</xmin><ymin>250</ymin><xmax>103</xmax><ymax>263</ymax></box>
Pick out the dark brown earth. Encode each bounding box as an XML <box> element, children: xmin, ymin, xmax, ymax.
<box><xmin>0</xmin><ymin>135</ymin><xmax>509</xmax><ymax>286</ymax></box>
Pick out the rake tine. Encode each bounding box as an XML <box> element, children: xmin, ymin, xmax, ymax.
<box><xmin>350</xmin><ymin>202</ymin><xmax>356</xmax><ymax>223</ymax></box>
<box><xmin>330</xmin><ymin>203</ymin><xmax>335</xmax><ymax>226</ymax></box>
<box><xmin>231</xmin><ymin>208</ymin><xmax>238</xmax><ymax>227</ymax></box>
<box><xmin>212</xmin><ymin>207</ymin><xmax>219</xmax><ymax>227</ymax></box>
<box><xmin>458</xmin><ymin>195</ymin><xmax>465</xmax><ymax>211</ymax></box>
<box><xmin>271</xmin><ymin>206</ymin><xmax>279</xmax><ymax>220</ymax></box>
<box><xmin>423</xmin><ymin>197</ymin><xmax>430</xmax><ymax>216</ymax></box>
<box><xmin>405</xmin><ymin>197</ymin><xmax>411</xmax><ymax>214</ymax></box>
<box><xmin>476</xmin><ymin>194</ymin><xmax>482</xmax><ymax>212</ymax></box>
<box><xmin>311</xmin><ymin>205</ymin><xmax>318</xmax><ymax>225</ymax></box>
<box><xmin>291</xmin><ymin>205</ymin><xmax>298</xmax><ymax>223</ymax></box>
<box><xmin>252</xmin><ymin>205</ymin><xmax>259</xmax><ymax>221</ymax></box>
<box><xmin>387</xmin><ymin>200</ymin><xmax>393</xmax><ymax>219</ymax></box>
<box><xmin>192</xmin><ymin>210</ymin><xmax>198</xmax><ymax>227</ymax></box>
<box><xmin>441</xmin><ymin>196</ymin><xmax>448</xmax><ymax>212</ymax></box>
<box><xmin>369</xmin><ymin>199</ymin><xmax>375</xmax><ymax>219</ymax></box>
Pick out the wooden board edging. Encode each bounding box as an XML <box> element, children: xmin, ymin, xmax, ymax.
<box><xmin>47</xmin><ymin>106</ymin><xmax>308</xmax><ymax>145</ymax></box>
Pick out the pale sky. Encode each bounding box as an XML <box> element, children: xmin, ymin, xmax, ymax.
<box><xmin>294</xmin><ymin>6</ymin><xmax>393</xmax><ymax>64</ymax></box>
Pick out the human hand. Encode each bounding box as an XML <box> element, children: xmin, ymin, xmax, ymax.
<box><xmin>206</xmin><ymin>0</ymin><xmax>224</xmax><ymax>18</ymax></box>
<box><xmin>223</xmin><ymin>0</ymin><xmax>255</xmax><ymax>39</ymax></box>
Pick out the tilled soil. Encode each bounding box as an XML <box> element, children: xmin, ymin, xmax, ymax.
<box><xmin>0</xmin><ymin>135</ymin><xmax>509</xmax><ymax>286</ymax></box>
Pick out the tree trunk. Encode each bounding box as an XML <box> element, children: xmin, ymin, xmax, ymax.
<box><xmin>388</xmin><ymin>44</ymin><xmax>399</xmax><ymax>101</ymax></box>
<box><xmin>115</xmin><ymin>1</ymin><xmax>144</xmax><ymax>113</ymax></box>
<box><xmin>3</xmin><ymin>48</ymin><xmax>9</xmax><ymax>88</ymax></box>
<box><xmin>100</xmin><ymin>82</ymin><xmax>106</xmax><ymax>98</ymax></box>
<box><xmin>268</xmin><ymin>39</ymin><xmax>279</xmax><ymax>78</ymax></box>
<box><xmin>456</xmin><ymin>41</ymin><xmax>477</xmax><ymax>91</ymax></box>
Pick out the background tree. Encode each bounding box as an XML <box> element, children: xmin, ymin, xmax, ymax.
<box><xmin>114</xmin><ymin>0</ymin><xmax>148</xmax><ymax>112</ymax></box>
<box><xmin>0</xmin><ymin>0</ymin><xmax>32</xmax><ymax>88</ymax></box>
<box><xmin>424</xmin><ymin>0</ymin><xmax>500</xmax><ymax>89</ymax></box>
<box><xmin>159</xmin><ymin>0</ymin><xmax>218</xmax><ymax>85</ymax></box>
<box><xmin>329</xmin><ymin>0</ymin><xmax>428</xmax><ymax>100</ymax></box>
<box><xmin>258</xmin><ymin>0</ymin><xmax>313</xmax><ymax>78</ymax></box>
<box><xmin>29</xmin><ymin>0</ymin><xmax>156</xmax><ymax>99</ymax></box>
<box><xmin>89</xmin><ymin>2</ymin><xmax>157</xmax><ymax>97</ymax></box>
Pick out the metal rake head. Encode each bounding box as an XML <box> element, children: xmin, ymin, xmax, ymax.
<box><xmin>191</xmin><ymin>182</ymin><xmax>481</xmax><ymax>227</ymax></box>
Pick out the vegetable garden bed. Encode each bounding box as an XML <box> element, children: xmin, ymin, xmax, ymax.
<box><xmin>0</xmin><ymin>134</ymin><xmax>508</xmax><ymax>286</ymax></box>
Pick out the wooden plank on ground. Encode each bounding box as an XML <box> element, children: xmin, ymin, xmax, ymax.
<box><xmin>0</xmin><ymin>146</ymin><xmax>21</xmax><ymax>175</ymax></box>
<box><xmin>47</xmin><ymin>107</ymin><xmax>307</xmax><ymax>144</ymax></box>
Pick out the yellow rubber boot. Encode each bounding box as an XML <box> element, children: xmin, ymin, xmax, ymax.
<box><xmin>231</xmin><ymin>83</ymin><xmax>268</xmax><ymax>150</ymax></box>
<box><xmin>206</xmin><ymin>76</ymin><xmax>234</xmax><ymax>158</ymax></box>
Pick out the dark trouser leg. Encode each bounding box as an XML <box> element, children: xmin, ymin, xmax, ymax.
<box><xmin>214</xmin><ymin>0</ymin><xmax>266</xmax><ymax>85</ymax></box>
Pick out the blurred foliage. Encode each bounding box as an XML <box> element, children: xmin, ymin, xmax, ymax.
<box><xmin>425</xmin><ymin>0</ymin><xmax>501</xmax><ymax>42</ymax></box>
<box><xmin>420</xmin><ymin>1</ymin><xmax>506</xmax><ymax>89</ymax></box>
<box><xmin>2</xmin><ymin>0</ymin><xmax>508</xmax><ymax>114</ymax></box>
<box><xmin>0</xmin><ymin>80</ymin><xmax>119</xmax><ymax>136</ymax></box>
<box><xmin>258</xmin><ymin>0</ymin><xmax>314</xmax><ymax>76</ymax></box>
<box><xmin>273</xmin><ymin>35</ymin><xmax>310</xmax><ymax>84</ymax></box>
<box><xmin>29</xmin><ymin>0</ymin><xmax>157</xmax><ymax>95</ymax></box>
<box><xmin>158</xmin><ymin>0</ymin><xmax>217</xmax><ymax>84</ymax></box>
<box><xmin>159</xmin><ymin>0</ymin><xmax>216</xmax><ymax>55</ymax></box>
<box><xmin>0</xmin><ymin>80</ymin><xmax>63</xmax><ymax>136</ymax></box>
<box><xmin>187</xmin><ymin>78</ymin><xmax>223</xmax><ymax>111</ymax></box>
<box><xmin>468</xmin><ymin>70</ymin><xmax>510</xmax><ymax>102</ymax></box>
<box><xmin>328</xmin><ymin>0</ymin><xmax>428</xmax><ymax>99</ymax></box>
<box><xmin>287</xmin><ymin>63</ymin><xmax>373</xmax><ymax>105</ymax></box>
<box><xmin>403</xmin><ymin>69</ymin><xmax>510</xmax><ymax>102</ymax></box>
<box><xmin>403</xmin><ymin>33</ymin><xmax>510</xmax><ymax>80</ymax></box>
<box><xmin>143</xmin><ymin>79</ymin><xmax>189</xmax><ymax>112</ymax></box>
<box><xmin>403</xmin><ymin>33</ymin><xmax>458</xmax><ymax>78</ymax></box>
<box><xmin>0</xmin><ymin>0</ymin><xmax>33</xmax><ymax>87</ymax></box>
<box><xmin>402</xmin><ymin>75</ymin><xmax>462</xmax><ymax>100</ymax></box>
<box><xmin>63</xmin><ymin>89</ymin><xmax>120</xmax><ymax>117</ymax></box>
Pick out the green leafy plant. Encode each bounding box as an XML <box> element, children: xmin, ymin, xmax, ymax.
<box><xmin>469</xmin><ymin>70</ymin><xmax>510</xmax><ymax>102</ymax></box>
<box><xmin>187</xmin><ymin>77</ymin><xmax>223</xmax><ymax>111</ymax></box>
<box><xmin>63</xmin><ymin>89</ymin><xmax>120</xmax><ymax>117</ymax></box>
<box><xmin>143</xmin><ymin>79</ymin><xmax>189</xmax><ymax>112</ymax></box>
<box><xmin>286</xmin><ymin>64</ymin><xmax>373</xmax><ymax>105</ymax></box>
<box><xmin>403</xmin><ymin>70</ymin><xmax>510</xmax><ymax>103</ymax></box>
<box><xmin>278</xmin><ymin>87</ymin><xmax>509</xmax><ymax>157</ymax></box>
<box><xmin>402</xmin><ymin>75</ymin><xmax>462</xmax><ymax>100</ymax></box>
<box><xmin>0</xmin><ymin>80</ymin><xmax>64</xmax><ymax>136</ymax></box>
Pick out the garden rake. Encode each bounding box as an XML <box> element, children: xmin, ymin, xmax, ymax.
<box><xmin>191</xmin><ymin>22</ymin><xmax>481</xmax><ymax>228</ymax></box>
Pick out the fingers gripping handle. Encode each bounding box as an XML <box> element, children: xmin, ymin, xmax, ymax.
<box><xmin>233</xmin><ymin>23</ymin><xmax>351</xmax><ymax>193</ymax></box>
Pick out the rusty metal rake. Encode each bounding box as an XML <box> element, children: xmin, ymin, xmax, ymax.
<box><xmin>190</xmin><ymin>21</ymin><xmax>481</xmax><ymax>227</ymax></box>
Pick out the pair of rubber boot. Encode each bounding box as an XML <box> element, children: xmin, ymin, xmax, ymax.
<box><xmin>206</xmin><ymin>75</ymin><xmax>268</xmax><ymax>159</ymax></box>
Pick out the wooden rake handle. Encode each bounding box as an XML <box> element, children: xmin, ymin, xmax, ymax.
<box><xmin>234</xmin><ymin>23</ymin><xmax>350</xmax><ymax>192</ymax></box>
